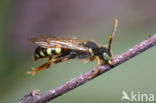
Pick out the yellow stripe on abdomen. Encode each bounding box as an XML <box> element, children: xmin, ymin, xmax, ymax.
<box><xmin>55</xmin><ymin>47</ymin><xmax>61</xmax><ymax>54</ymax></box>
<box><xmin>46</xmin><ymin>47</ymin><xmax>62</xmax><ymax>56</ymax></box>
<box><xmin>47</xmin><ymin>48</ymin><xmax>52</xmax><ymax>55</ymax></box>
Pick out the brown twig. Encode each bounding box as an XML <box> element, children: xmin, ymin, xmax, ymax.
<box><xmin>19</xmin><ymin>34</ymin><xmax>156</xmax><ymax>103</ymax></box>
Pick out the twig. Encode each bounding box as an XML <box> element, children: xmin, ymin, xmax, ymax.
<box><xmin>19</xmin><ymin>34</ymin><xmax>156</xmax><ymax>103</ymax></box>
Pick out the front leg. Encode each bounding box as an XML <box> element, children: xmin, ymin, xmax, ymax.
<box><xmin>90</xmin><ymin>56</ymin><xmax>101</xmax><ymax>79</ymax></box>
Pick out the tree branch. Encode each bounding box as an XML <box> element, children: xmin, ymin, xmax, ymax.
<box><xmin>19</xmin><ymin>34</ymin><xmax>156</xmax><ymax>103</ymax></box>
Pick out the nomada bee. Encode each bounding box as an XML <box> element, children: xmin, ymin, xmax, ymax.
<box><xmin>27</xmin><ymin>19</ymin><xmax>118</xmax><ymax>78</ymax></box>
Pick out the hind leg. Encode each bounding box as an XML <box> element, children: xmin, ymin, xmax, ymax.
<box><xmin>27</xmin><ymin>56</ymin><xmax>55</xmax><ymax>75</ymax></box>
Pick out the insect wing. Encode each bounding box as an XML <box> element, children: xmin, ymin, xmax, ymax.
<box><xmin>29</xmin><ymin>35</ymin><xmax>89</xmax><ymax>52</ymax></box>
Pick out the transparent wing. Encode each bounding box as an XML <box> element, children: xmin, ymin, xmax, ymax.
<box><xmin>28</xmin><ymin>35</ymin><xmax>89</xmax><ymax>52</ymax></box>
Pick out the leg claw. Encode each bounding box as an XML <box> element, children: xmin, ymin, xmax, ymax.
<box><xmin>26</xmin><ymin>71</ymin><xmax>36</xmax><ymax>76</ymax></box>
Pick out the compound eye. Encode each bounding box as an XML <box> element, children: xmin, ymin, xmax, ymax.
<box><xmin>103</xmin><ymin>52</ymin><xmax>110</xmax><ymax>61</ymax></box>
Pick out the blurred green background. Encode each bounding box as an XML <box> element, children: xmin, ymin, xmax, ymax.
<box><xmin>0</xmin><ymin>0</ymin><xmax>156</xmax><ymax>103</ymax></box>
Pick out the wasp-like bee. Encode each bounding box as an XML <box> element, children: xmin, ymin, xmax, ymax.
<box><xmin>27</xmin><ymin>19</ymin><xmax>118</xmax><ymax>78</ymax></box>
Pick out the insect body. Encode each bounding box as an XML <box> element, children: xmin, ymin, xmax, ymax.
<box><xmin>27</xmin><ymin>19</ymin><xmax>118</xmax><ymax>78</ymax></box>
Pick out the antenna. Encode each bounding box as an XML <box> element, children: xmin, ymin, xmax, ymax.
<box><xmin>108</xmin><ymin>19</ymin><xmax>118</xmax><ymax>52</ymax></box>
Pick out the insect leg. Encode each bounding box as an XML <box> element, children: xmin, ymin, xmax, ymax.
<box><xmin>108</xmin><ymin>19</ymin><xmax>118</xmax><ymax>53</ymax></box>
<box><xmin>54</xmin><ymin>57</ymin><xmax>69</xmax><ymax>64</ymax></box>
<box><xmin>27</xmin><ymin>56</ymin><xmax>55</xmax><ymax>75</ymax></box>
<box><xmin>90</xmin><ymin>56</ymin><xmax>101</xmax><ymax>79</ymax></box>
<box><xmin>54</xmin><ymin>53</ymin><xmax>77</xmax><ymax>64</ymax></box>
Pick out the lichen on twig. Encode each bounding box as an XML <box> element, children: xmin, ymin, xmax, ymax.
<box><xmin>19</xmin><ymin>34</ymin><xmax>156</xmax><ymax>103</ymax></box>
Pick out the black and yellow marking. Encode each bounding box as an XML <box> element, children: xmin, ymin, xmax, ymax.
<box><xmin>34</xmin><ymin>46</ymin><xmax>48</xmax><ymax>60</ymax></box>
<box><xmin>55</xmin><ymin>47</ymin><xmax>61</xmax><ymax>54</ymax></box>
<box><xmin>46</xmin><ymin>48</ymin><xmax>52</xmax><ymax>55</ymax></box>
<box><xmin>28</xmin><ymin>19</ymin><xmax>118</xmax><ymax>78</ymax></box>
<box><xmin>89</xmin><ymin>48</ymin><xmax>94</xmax><ymax>56</ymax></box>
<box><xmin>34</xmin><ymin>46</ymin><xmax>65</xmax><ymax>61</ymax></box>
<box><xmin>28</xmin><ymin>46</ymin><xmax>69</xmax><ymax>75</ymax></box>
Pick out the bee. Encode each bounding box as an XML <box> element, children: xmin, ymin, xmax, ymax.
<box><xmin>27</xmin><ymin>19</ymin><xmax>118</xmax><ymax>78</ymax></box>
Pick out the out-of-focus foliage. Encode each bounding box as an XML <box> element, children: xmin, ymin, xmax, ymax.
<box><xmin>0</xmin><ymin>1</ymin><xmax>156</xmax><ymax>103</ymax></box>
